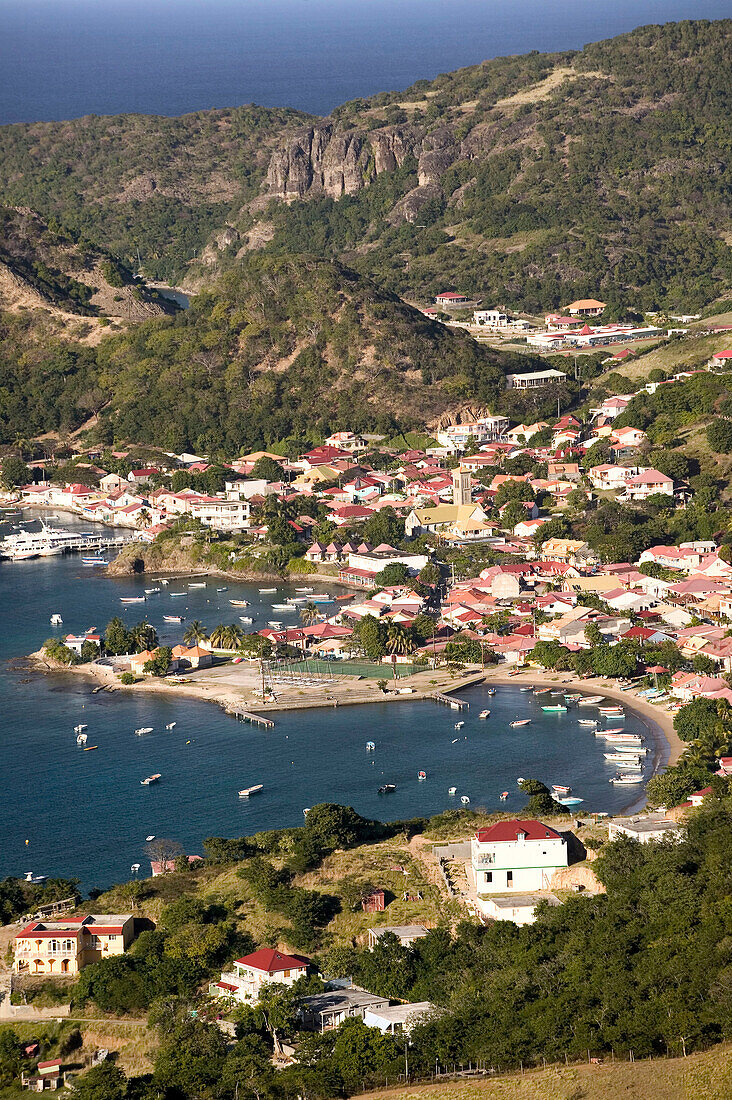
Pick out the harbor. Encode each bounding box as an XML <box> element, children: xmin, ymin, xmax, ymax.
<box><xmin>0</xmin><ymin>517</ymin><xmax>134</xmax><ymax>561</ymax></box>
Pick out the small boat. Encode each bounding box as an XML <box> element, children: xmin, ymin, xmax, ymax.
<box><xmin>599</xmin><ymin>707</ymin><xmax>623</xmax><ymax>717</ymax></box>
<box><xmin>144</xmin><ymin>588</ymin><xmax>160</xmax><ymax>594</ymax></box>
<box><xmin>310</xmin><ymin>594</ymin><xmax>333</xmax><ymax>602</ymax></box>
<box><xmin>542</xmin><ymin>705</ymin><xmax>567</xmax><ymax>712</ymax></box>
<box><xmin>135</xmin><ymin>727</ymin><xmax>153</xmax><ymax>736</ymax></box>
<box><xmin>454</xmin><ymin>721</ymin><xmax>464</xmax><ymax>729</ymax></box>
<box><xmin>499</xmin><ymin>791</ymin><xmax>508</xmax><ymax>801</ymax></box>
<box><xmin>510</xmin><ymin>719</ymin><xmax>531</xmax><ymax>727</ymax></box>
<box><xmin>131</xmin><ymin>863</ymin><xmax>140</xmax><ymax>873</ymax></box>
<box><xmin>295</xmin><ymin>587</ymin><xmax>313</xmax><ymax>593</ymax></box>
<box><xmin>238</xmin><ymin>784</ymin><xmax>263</xmax><ymax>798</ymax></box>
<box><xmin>366</xmin><ymin>741</ymin><xmax>375</xmax><ymax>751</ymax></box>
<box><xmin>533</xmin><ymin>688</ymin><xmax>551</xmax><ymax>696</ymax></box>
<box><xmin>604</xmin><ymin>753</ymin><xmax>642</xmax><ymax>766</ymax></box>
<box><xmin>74</xmin><ymin>724</ymin><xmax>87</xmax><ymax>733</ymax></box>
<box><xmin>610</xmin><ymin>773</ymin><xmax>644</xmax><ymax>785</ymax></box>
<box><xmin>188</xmin><ymin>582</ymin><xmax>206</xmax><ymax>588</ymax></box>
<box><xmin>50</xmin><ymin>613</ymin><xmax>63</xmax><ymax>625</ymax></box>
<box><xmin>603</xmin><ymin>727</ymin><xmax>625</xmax><ymax>736</ymax></box>
<box><xmin>272</xmin><ymin>603</ymin><xmax>295</xmax><ymax>610</ymax></box>
<box><xmin>564</xmin><ymin>693</ymin><xmax>581</xmax><ymax>701</ymax></box>
<box><xmin>303</xmin><ymin>807</ymin><xmax>311</xmax><ymax>816</ymax></box>
<box><xmin>84</xmin><ymin>745</ymin><xmax>98</xmax><ymax>751</ymax></box>
<box><xmin>578</xmin><ymin>719</ymin><xmax>598</xmax><ymax>726</ymax></box>
<box><xmin>461</xmin><ymin>795</ymin><xmax>470</xmax><ymax>805</ymax></box>
<box><xmin>378</xmin><ymin>784</ymin><xmax>396</xmax><ymax>794</ymax></box>
<box><xmin>552</xmin><ymin>784</ymin><xmax>572</xmax><ymax>795</ymax></box>
<box><xmin>160</xmin><ymin>579</ymin><xmax>169</xmax><ymax>585</ymax></box>
<box><xmin>229</xmin><ymin>600</ymin><xmax>249</xmax><ymax>607</ymax></box>
<box><xmin>259</xmin><ymin>588</ymin><xmax>277</xmax><ymax>593</ymax></box>
<box><xmin>76</xmin><ymin>733</ymin><xmax>87</xmax><ymax>744</ymax></box>
<box><xmin>520</xmin><ymin>686</ymin><xmax>532</xmax><ymax>692</ymax></box>
<box><xmin>448</xmin><ymin>786</ymin><xmax>457</xmax><ymax>796</ymax></box>
<box><xmin>164</xmin><ymin>615</ymin><xmax>184</xmax><ymax>623</ymax></box>
<box><xmin>598</xmin><ymin>733</ymin><xmax>642</xmax><ymax>744</ymax></box>
<box><xmin>578</xmin><ymin>695</ymin><xmax>604</xmax><ymax>705</ymax></box>
<box><xmin>268</xmin><ymin>621</ymin><xmax>282</xmax><ymax>628</ymax></box>
<box><xmin>479</xmin><ymin>710</ymin><xmax>491</xmax><ymax>719</ymax></box>
<box><xmin>485</xmin><ymin>688</ymin><xmax>495</xmax><ymax>696</ymax></box>
<box><xmin>217</xmin><ymin>587</ymin><xmax>228</xmax><ymax>592</ymax></box>
<box><xmin>517</xmin><ymin>776</ymin><xmax>525</xmax><ymax>784</ymax></box>
<box><xmin>165</xmin><ymin>722</ymin><xmax>176</xmax><ymax>730</ymax></box>
<box><xmin>146</xmin><ymin>835</ymin><xmax>156</xmax><ymax>841</ymax></box>
<box><xmin>141</xmin><ymin>774</ymin><xmax>161</xmax><ymax>785</ymax></box>
<box><xmin>81</xmin><ymin>557</ymin><xmax>108</xmax><ymax>566</ymax></box>
<box><xmin>120</xmin><ymin>596</ymin><xmax>146</xmax><ymax>603</ymax></box>
<box><xmin>418</xmin><ymin>770</ymin><xmax>427</xmax><ymax>780</ymax></box>
<box><xmin>558</xmin><ymin>796</ymin><xmax>584</xmax><ymax>806</ymax></box>
<box><xmin>169</xmin><ymin>592</ymin><xmax>186</xmax><ymax>597</ymax></box>
<box><xmin>240</xmin><ymin>616</ymin><xmax>253</xmax><ymax>624</ymax></box>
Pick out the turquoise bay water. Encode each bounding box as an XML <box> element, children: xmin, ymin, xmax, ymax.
<box><xmin>0</xmin><ymin>513</ymin><xmax>661</xmax><ymax>889</ymax></box>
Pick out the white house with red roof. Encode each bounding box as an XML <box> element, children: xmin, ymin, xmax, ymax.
<box><xmin>471</xmin><ymin>820</ymin><xmax>568</xmax><ymax>907</ymax></box>
<box><xmin>212</xmin><ymin>948</ymin><xmax>310</xmax><ymax>1003</ymax></box>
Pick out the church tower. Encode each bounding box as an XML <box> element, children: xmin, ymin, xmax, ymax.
<box><xmin>452</xmin><ymin>468</ymin><xmax>472</xmax><ymax>507</ymax></box>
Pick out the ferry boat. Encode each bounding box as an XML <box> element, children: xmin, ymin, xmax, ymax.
<box><xmin>135</xmin><ymin>726</ymin><xmax>153</xmax><ymax>736</ymax></box>
<box><xmin>542</xmin><ymin>705</ymin><xmax>567</xmax><ymax>712</ymax></box>
<box><xmin>0</xmin><ymin>520</ymin><xmax>83</xmax><ymax>560</ymax></box>
<box><xmin>50</xmin><ymin>613</ymin><xmax>63</xmax><ymax>625</ymax></box>
<box><xmin>578</xmin><ymin>695</ymin><xmax>604</xmax><ymax>705</ymax></box>
<box><xmin>378</xmin><ymin>784</ymin><xmax>396</xmax><ymax>794</ymax></box>
<box><xmin>164</xmin><ymin>615</ymin><xmax>184</xmax><ymax>623</ymax></box>
<box><xmin>238</xmin><ymin>784</ymin><xmax>263</xmax><ymax>798</ymax></box>
<box><xmin>479</xmin><ymin>709</ymin><xmax>491</xmax><ymax>719</ymax></box>
<box><xmin>229</xmin><ymin>600</ymin><xmax>249</xmax><ymax>607</ymax></box>
<box><xmin>418</xmin><ymin>770</ymin><xmax>427</xmax><ymax>780</ymax></box>
<box><xmin>510</xmin><ymin>719</ymin><xmax>531</xmax><ymax>727</ymax></box>
<box><xmin>552</xmin><ymin>784</ymin><xmax>572</xmax><ymax>795</ymax></box>
<box><xmin>610</xmin><ymin>773</ymin><xmax>643</xmax><ymax>785</ymax></box>
<box><xmin>141</xmin><ymin>774</ymin><xmax>161</xmax><ymax>785</ymax></box>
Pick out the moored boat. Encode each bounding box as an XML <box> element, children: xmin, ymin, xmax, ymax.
<box><xmin>50</xmin><ymin>613</ymin><xmax>63</xmax><ymax>625</ymax></box>
<box><xmin>610</xmin><ymin>773</ymin><xmax>643</xmax><ymax>785</ymax></box>
<box><xmin>578</xmin><ymin>719</ymin><xmax>597</xmax><ymax>726</ymax></box>
<box><xmin>542</xmin><ymin>705</ymin><xmax>567</xmax><ymax>712</ymax></box>
<box><xmin>164</xmin><ymin>615</ymin><xmax>184</xmax><ymax>623</ymax></box>
<box><xmin>418</xmin><ymin>770</ymin><xmax>427</xmax><ymax>780</ymax></box>
<box><xmin>461</xmin><ymin>795</ymin><xmax>470</xmax><ymax>805</ymax></box>
<box><xmin>73</xmin><ymin>723</ymin><xmax>87</xmax><ymax>733</ymax></box>
<box><xmin>479</xmin><ymin>709</ymin><xmax>491</xmax><ymax>719</ymax></box>
<box><xmin>165</xmin><ymin>722</ymin><xmax>176</xmax><ymax>730</ymax></box>
<box><xmin>454</xmin><ymin>720</ymin><xmax>464</xmax><ymax>729</ymax></box>
<box><xmin>135</xmin><ymin>726</ymin><xmax>153</xmax><ymax>736</ymax></box>
<box><xmin>499</xmin><ymin>791</ymin><xmax>508</xmax><ymax>801</ymax></box>
<box><xmin>239</xmin><ymin>616</ymin><xmax>253</xmax><ymax>624</ymax></box>
<box><xmin>510</xmin><ymin>718</ymin><xmax>531</xmax><ymax>727</ymax></box>
<box><xmin>552</xmin><ymin>784</ymin><xmax>572</xmax><ymax>795</ymax></box>
<box><xmin>76</xmin><ymin>732</ymin><xmax>87</xmax><ymax>744</ymax></box>
<box><xmin>366</xmin><ymin>741</ymin><xmax>375</xmax><ymax>751</ymax></box>
<box><xmin>558</xmin><ymin>796</ymin><xmax>584</xmax><ymax>806</ymax></box>
<box><xmin>120</xmin><ymin>596</ymin><xmax>146</xmax><ymax>603</ymax></box>
<box><xmin>141</xmin><ymin>774</ymin><xmax>161</xmax><ymax>785</ymax></box>
<box><xmin>230</xmin><ymin>599</ymin><xmax>249</xmax><ymax>607</ymax></box>
<box><xmin>577</xmin><ymin>695</ymin><xmax>604</xmax><ymax>705</ymax></box>
<box><xmin>84</xmin><ymin>745</ymin><xmax>98</xmax><ymax>751</ymax></box>
<box><xmin>448</xmin><ymin>786</ymin><xmax>457</xmax><ymax>796</ymax></box>
<box><xmin>378</xmin><ymin>783</ymin><xmax>396</xmax><ymax>794</ymax></box>
<box><xmin>259</xmin><ymin>588</ymin><xmax>277</xmax><ymax>593</ymax></box>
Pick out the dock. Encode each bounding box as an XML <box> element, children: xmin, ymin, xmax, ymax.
<box><xmin>431</xmin><ymin>691</ymin><xmax>469</xmax><ymax>710</ymax></box>
<box><xmin>229</xmin><ymin>709</ymin><xmax>275</xmax><ymax>729</ymax></box>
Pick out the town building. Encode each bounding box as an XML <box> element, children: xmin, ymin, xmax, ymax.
<box><xmin>479</xmin><ymin>892</ymin><xmax>561</xmax><ymax>926</ymax></box>
<box><xmin>435</xmin><ymin>292</ymin><xmax>471</xmax><ymax>308</ymax></box>
<box><xmin>211</xmin><ymin>948</ymin><xmax>310</xmax><ymax>1004</ymax></box>
<box><xmin>471</xmin><ymin>820</ymin><xmax>568</xmax><ymax>910</ymax></box>
<box><xmin>14</xmin><ymin>914</ymin><xmax>136</xmax><ymax>975</ymax></box>
<box><xmin>506</xmin><ymin>369</ymin><xmax>567</xmax><ymax>389</ymax></box>
<box><xmin>566</xmin><ymin>299</ymin><xmax>606</xmax><ymax>316</ymax></box>
<box><xmin>608</xmin><ymin>814</ymin><xmax>682</xmax><ymax>844</ymax></box>
<box><xmin>300</xmin><ymin>988</ymin><xmax>390</xmax><ymax>1032</ymax></box>
<box><xmin>363</xmin><ymin>1002</ymin><xmax>436</xmax><ymax>1034</ymax></box>
<box><xmin>368</xmin><ymin>925</ymin><xmax>429</xmax><ymax>948</ymax></box>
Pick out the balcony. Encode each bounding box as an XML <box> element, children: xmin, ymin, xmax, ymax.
<box><xmin>474</xmin><ymin>855</ymin><xmax>495</xmax><ymax>866</ymax></box>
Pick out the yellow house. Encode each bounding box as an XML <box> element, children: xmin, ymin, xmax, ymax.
<box><xmin>14</xmin><ymin>914</ymin><xmax>135</xmax><ymax>976</ymax></box>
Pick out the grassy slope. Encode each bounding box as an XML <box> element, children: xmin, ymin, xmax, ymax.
<box><xmin>353</xmin><ymin>1043</ymin><xmax>732</xmax><ymax>1100</ymax></box>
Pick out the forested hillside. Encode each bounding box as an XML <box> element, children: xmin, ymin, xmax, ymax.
<box><xmin>0</xmin><ymin>21</ymin><xmax>729</xmax><ymax>309</ymax></box>
<box><xmin>0</xmin><ymin>257</ymin><xmax>542</xmax><ymax>450</ymax></box>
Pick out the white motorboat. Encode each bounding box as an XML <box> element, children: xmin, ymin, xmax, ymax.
<box><xmin>163</xmin><ymin>615</ymin><xmax>184</xmax><ymax>623</ymax></box>
<box><xmin>135</xmin><ymin>726</ymin><xmax>153</xmax><ymax>736</ymax></box>
<box><xmin>238</xmin><ymin>784</ymin><xmax>263</xmax><ymax>798</ymax></box>
<box><xmin>165</xmin><ymin>722</ymin><xmax>176</xmax><ymax>730</ymax></box>
<box><xmin>418</xmin><ymin>770</ymin><xmax>427</xmax><ymax>781</ymax></box>
<box><xmin>461</xmin><ymin>795</ymin><xmax>470</xmax><ymax>805</ymax></box>
<box><xmin>552</xmin><ymin>784</ymin><xmax>572</xmax><ymax>795</ymax></box>
<box><xmin>217</xmin><ymin>587</ymin><xmax>228</xmax><ymax>592</ymax></box>
<box><xmin>73</xmin><ymin>724</ymin><xmax>87</xmax><ymax>733</ymax></box>
<box><xmin>145</xmin><ymin>588</ymin><xmax>160</xmax><ymax>594</ymax></box>
<box><xmin>295</xmin><ymin>587</ymin><xmax>313</xmax><ymax>593</ymax></box>
<box><xmin>604</xmin><ymin>754</ymin><xmax>642</xmax><ymax>767</ymax></box>
<box><xmin>448</xmin><ymin>786</ymin><xmax>457</xmax><ymax>796</ymax></box>
<box><xmin>239</xmin><ymin>616</ymin><xmax>253</xmax><ymax>624</ymax></box>
<box><xmin>259</xmin><ymin>588</ymin><xmax>277</xmax><ymax>593</ymax></box>
<box><xmin>578</xmin><ymin>719</ymin><xmax>597</xmax><ymax>726</ymax></box>
<box><xmin>76</xmin><ymin>732</ymin><xmax>87</xmax><ymax>744</ymax></box>
<box><xmin>510</xmin><ymin>719</ymin><xmax>531</xmax><ymax>727</ymax></box>
<box><xmin>141</xmin><ymin>774</ymin><xmax>161</xmax><ymax>785</ymax></box>
<box><xmin>268</xmin><ymin>621</ymin><xmax>282</xmax><ymax>628</ymax></box>
<box><xmin>50</xmin><ymin>613</ymin><xmax>63</xmax><ymax>625</ymax></box>
<box><xmin>454</xmin><ymin>720</ymin><xmax>464</xmax><ymax>729</ymax></box>
<box><xmin>479</xmin><ymin>710</ymin><xmax>490</xmax><ymax>719</ymax></box>
<box><xmin>146</xmin><ymin>835</ymin><xmax>156</xmax><ymax>841</ymax></box>
<box><xmin>366</xmin><ymin>741</ymin><xmax>375</xmax><ymax>751</ymax></box>
<box><xmin>610</xmin><ymin>773</ymin><xmax>644</xmax><ymax>785</ymax></box>
<box><xmin>230</xmin><ymin>600</ymin><xmax>249</xmax><ymax>607</ymax></box>
<box><xmin>120</xmin><ymin>596</ymin><xmax>146</xmax><ymax>603</ymax></box>
<box><xmin>577</xmin><ymin>695</ymin><xmax>605</xmax><ymax>705</ymax></box>
<box><xmin>188</xmin><ymin>582</ymin><xmax>206</xmax><ymax>588</ymax></box>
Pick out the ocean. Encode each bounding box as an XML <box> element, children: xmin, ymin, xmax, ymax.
<box><xmin>0</xmin><ymin>512</ymin><xmax>661</xmax><ymax>890</ymax></box>
<box><xmin>0</xmin><ymin>0</ymin><xmax>729</xmax><ymax>124</ymax></box>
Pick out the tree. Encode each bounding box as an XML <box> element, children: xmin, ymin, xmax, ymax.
<box><xmin>183</xmin><ymin>620</ymin><xmax>208</xmax><ymax>646</ymax></box>
<box><xmin>79</xmin><ymin>640</ymin><xmax>98</xmax><ymax>663</ymax></box>
<box><xmin>584</xmin><ymin>621</ymin><xmax>603</xmax><ymax>647</ymax></box>
<box><xmin>238</xmin><ymin>634</ymin><xmax>272</xmax><ymax>659</ymax></box>
<box><xmin>386</xmin><ymin>623</ymin><xmax>413</xmax><ymax>656</ymax></box>
<box><xmin>254</xmin><ymin>983</ymin><xmax>296</xmax><ymax>1055</ymax></box>
<box><xmin>674</xmin><ymin>698</ymin><xmax>727</xmax><ymax>743</ymax></box>
<box><xmin>104</xmin><ymin>616</ymin><xmax>133</xmax><ymax>656</ymax></box>
<box><xmin>251</xmin><ymin>456</ymin><xmax>285</xmax><ymax>482</ymax></box>
<box><xmin>375</xmin><ymin>563</ymin><xmax>410</xmax><ymax>586</ymax></box>
<box><xmin>645</xmin><ymin>769</ymin><xmax>698</xmax><ymax>809</ymax></box>
<box><xmin>0</xmin><ymin>456</ymin><xmax>31</xmax><ymax>488</ymax></box>
<box><xmin>145</xmin><ymin>837</ymin><xmax>185</xmax><ymax>870</ymax></box>
<box><xmin>419</xmin><ymin>561</ymin><xmax>441</xmax><ymax>586</ymax></box>
<box><xmin>68</xmin><ymin>1062</ymin><xmax>127</xmax><ymax>1100</ymax></box>
<box><xmin>130</xmin><ymin>620</ymin><xmax>158</xmax><ymax>652</ymax></box>
<box><xmin>356</xmin><ymin>615</ymin><xmax>387</xmax><ymax>659</ymax></box>
<box><xmin>0</xmin><ymin>1029</ymin><xmax>23</xmax><ymax>1088</ymax></box>
<box><xmin>299</xmin><ymin>601</ymin><xmax>319</xmax><ymax>626</ymax></box>
<box><xmin>154</xmin><ymin>1018</ymin><xmax>227</xmax><ymax>1096</ymax></box>
<box><xmin>144</xmin><ymin>646</ymin><xmax>172</xmax><ymax>676</ymax></box>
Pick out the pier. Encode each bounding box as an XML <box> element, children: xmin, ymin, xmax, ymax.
<box><xmin>230</xmin><ymin>709</ymin><xmax>275</xmax><ymax>729</ymax></box>
<box><xmin>431</xmin><ymin>691</ymin><xmax>470</xmax><ymax>710</ymax></box>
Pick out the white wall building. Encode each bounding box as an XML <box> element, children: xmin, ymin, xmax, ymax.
<box><xmin>211</xmin><ymin>948</ymin><xmax>309</xmax><ymax>1004</ymax></box>
<box><xmin>471</xmin><ymin>820</ymin><xmax>568</xmax><ymax>910</ymax></box>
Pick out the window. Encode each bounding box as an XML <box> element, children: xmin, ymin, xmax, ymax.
<box><xmin>283</xmin><ymin>970</ymin><xmax>291</xmax><ymax>978</ymax></box>
<box><xmin>506</xmin><ymin>871</ymin><xmax>513</xmax><ymax>886</ymax></box>
<box><xmin>484</xmin><ymin>872</ymin><xmax>492</xmax><ymax>884</ymax></box>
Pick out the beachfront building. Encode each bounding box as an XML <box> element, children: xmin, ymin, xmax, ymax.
<box><xmin>14</xmin><ymin>914</ymin><xmax>135</xmax><ymax>975</ymax></box>
<box><xmin>211</xmin><ymin>948</ymin><xmax>310</xmax><ymax>1004</ymax></box>
<box><xmin>471</xmin><ymin>820</ymin><xmax>568</xmax><ymax>911</ymax></box>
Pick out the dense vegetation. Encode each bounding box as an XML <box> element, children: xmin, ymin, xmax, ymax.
<box><xmin>0</xmin><ymin>257</ymin><xmax>543</xmax><ymax>451</ymax></box>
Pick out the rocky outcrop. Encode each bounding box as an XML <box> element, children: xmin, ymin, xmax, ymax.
<box><xmin>388</xmin><ymin>182</ymin><xmax>444</xmax><ymax>225</ymax></box>
<box><xmin>265</xmin><ymin>122</ymin><xmax>424</xmax><ymax>200</ymax></box>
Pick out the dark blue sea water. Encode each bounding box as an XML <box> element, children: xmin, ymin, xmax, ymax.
<box><xmin>0</xmin><ymin>0</ymin><xmax>729</xmax><ymax>124</ymax></box>
<box><xmin>0</xmin><ymin>511</ymin><xmax>662</xmax><ymax>890</ymax></box>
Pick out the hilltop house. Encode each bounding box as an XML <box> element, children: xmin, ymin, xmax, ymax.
<box><xmin>14</xmin><ymin>914</ymin><xmax>136</xmax><ymax>975</ymax></box>
<box><xmin>211</xmin><ymin>948</ymin><xmax>310</xmax><ymax>1004</ymax></box>
<box><xmin>566</xmin><ymin>299</ymin><xmax>606</xmax><ymax>316</ymax></box>
<box><xmin>471</xmin><ymin>820</ymin><xmax>568</xmax><ymax>916</ymax></box>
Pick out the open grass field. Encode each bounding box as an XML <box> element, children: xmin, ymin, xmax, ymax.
<box><xmin>353</xmin><ymin>1042</ymin><xmax>732</xmax><ymax>1100</ymax></box>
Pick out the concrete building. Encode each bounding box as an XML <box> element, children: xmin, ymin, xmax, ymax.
<box><xmin>211</xmin><ymin>948</ymin><xmax>310</xmax><ymax>1004</ymax></box>
<box><xmin>368</xmin><ymin>925</ymin><xmax>429</xmax><ymax>948</ymax></box>
<box><xmin>506</xmin><ymin>369</ymin><xmax>567</xmax><ymax>389</ymax></box>
<box><xmin>300</xmin><ymin>988</ymin><xmax>389</xmax><ymax>1032</ymax></box>
<box><xmin>480</xmin><ymin>892</ymin><xmax>561</xmax><ymax>926</ymax></box>
<box><xmin>608</xmin><ymin>813</ymin><xmax>683</xmax><ymax>844</ymax></box>
<box><xmin>14</xmin><ymin>914</ymin><xmax>136</xmax><ymax>976</ymax></box>
<box><xmin>363</xmin><ymin>1002</ymin><xmax>436</xmax><ymax>1034</ymax></box>
<box><xmin>471</xmin><ymin>820</ymin><xmax>568</xmax><ymax>910</ymax></box>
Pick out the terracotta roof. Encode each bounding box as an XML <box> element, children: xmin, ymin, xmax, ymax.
<box><xmin>475</xmin><ymin>819</ymin><xmax>562</xmax><ymax>843</ymax></box>
<box><xmin>235</xmin><ymin>948</ymin><xmax>310</xmax><ymax>973</ymax></box>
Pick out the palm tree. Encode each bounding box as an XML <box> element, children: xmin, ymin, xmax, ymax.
<box><xmin>299</xmin><ymin>602</ymin><xmax>319</xmax><ymax>626</ymax></box>
<box><xmin>224</xmin><ymin>623</ymin><xmax>244</xmax><ymax>650</ymax></box>
<box><xmin>131</xmin><ymin>621</ymin><xmax>158</xmax><ymax>653</ymax></box>
<box><xmin>13</xmin><ymin>433</ymin><xmax>31</xmax><ymax>461</ymax></box>
<box><xmin>208</xmin><ymin>623</ymin><xmax>228</xmax><ymax>649</ymax></box>
<box><xmin>386</xmin><ymin>623</ymin><xmax>413</xmax><ymax>656</ymax></box>
<box><xmin>137</xmin><ymin>507</ymin><xmax>152</xmax><ymax>530</ymax></box>
<box><xmin>183</xmin><ymin>620</ymin><xmax>208</xmax><ymax>646</ymax></box>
